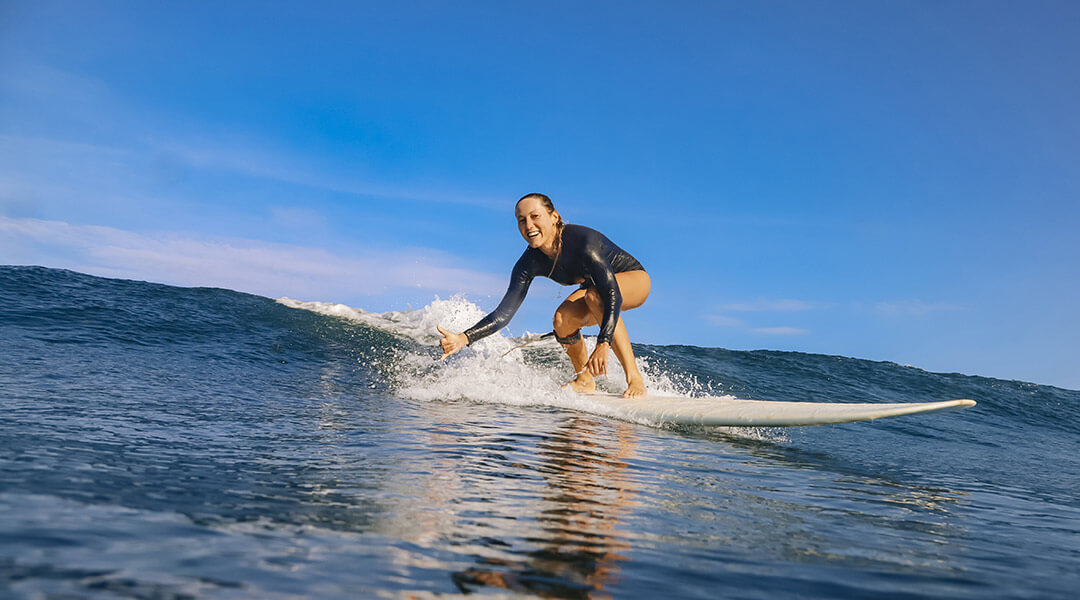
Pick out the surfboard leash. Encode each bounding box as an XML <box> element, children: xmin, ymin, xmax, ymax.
<box><xmin>500</xmin><ymin>331</ymin><xmax>556</xmax><ymax>357</ymax></box>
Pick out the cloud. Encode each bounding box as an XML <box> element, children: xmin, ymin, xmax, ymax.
<box><xmin>873</xmin><ymin>300</ymin><xmax>966</xmax><ymax>317</ymax></box>
<box><xmin>703</xmin><ymin>295</ymin><xmax>969</xmax><ymax>338</ymax></box>
<box><xmin>0</xmin><ymin>216</ymin><xmax>504</xmax><ymax>301</ymax></box>
<box><xmin>705</xmin><ymin>298</ymin><xmax>814</xmax><ymax>334</ymax></box>
<box><xmin>750</xmin><ymin>326</ymin><xmax>809</xmax><ymax>335</ymax></box>
<box><xmin>0</xmin><ymin>62</ymin><xmax>505</xmax><ymax>213</ymax></box>
<box><xmin>704</xmin><ymin>300</ymin><xmax>811</xmax><ymax>335</ymax></box>
<box><xmin>0</xmin><ymin>61</ymin><xmax>503</xmax><ymax>213</ymax></box>
<box><xmin>155</xmin><ymin>138</ymin><xmax>505</xmax><ymax>210</ymax></box>
<box><xmin>0</xmin><ymin>63</ymin><xmax>511</xmax><ymax>305</ymax></box>
<box><xmin>704</xmin><ymin>316</ymin><xmax>810</xmax><ymax>336</ymax></box>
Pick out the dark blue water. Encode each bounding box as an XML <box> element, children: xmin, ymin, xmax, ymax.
<box><xmin>2</xmin><ymin>266</ymin><xmax>1077</xmax><ymax>599</ymax></box>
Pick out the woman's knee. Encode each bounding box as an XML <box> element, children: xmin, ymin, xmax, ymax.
<box><xmin>583</xmin><ymin>289</ymin><xmax>605</xmax><ymax>317</ymax></box>
<box><xmin>553</xmin><ymin>306</ymin><xmax>582</xmax><ymax>335</ymax></box>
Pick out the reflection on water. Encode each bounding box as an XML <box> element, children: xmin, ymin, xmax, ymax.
<box><xmin>643</xmin><ymin>427</ymin><xmax>975</xmax><ymax>575</ymax></box>
<box><xmin>452</xmin><ymin>416</ymin><xmax>638</xmax><ymax>598</ymax></box>
<box><xmin>3</xmin><ymin>381</ymin><xmax>1059</xmax><ymax>599</ymax></box>
<box><xmin>375</xmin><ymin>409</ymin><xmax>640</xmax><ymax>598</ymax></box>
<box><xmin>369</xmin><ymin>400</ymin><xmax>990</xmax><ymax>599</ymax></box>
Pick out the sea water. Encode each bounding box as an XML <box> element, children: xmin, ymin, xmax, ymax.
<box><xmin>1</xmin><ymin>266</ymin><xmax>1077</xmax><ymax>599</ymax></box>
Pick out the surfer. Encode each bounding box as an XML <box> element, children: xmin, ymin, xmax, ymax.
<box><xmin>437</xmin><ymin>193</ymin><xmax>652</xmax><ymax>398</ymax></box>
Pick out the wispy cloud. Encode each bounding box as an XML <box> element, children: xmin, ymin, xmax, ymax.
<box><xmin>704</xmin><ymin>315</ymin><xmax>810</xmax><ymax>336</ymax></box>
<box><xmin>1</xmin><ymin>63</ymin><xmax>511</xmax><ymax>305</ymax></box>
<box><xmin>705</xmin><ymin>297</ymin><xmax>815</xmax><ymax>336</ymax></box>
<box><xmin>155</xmin><ymin>138</ymin><xmax>505</xmax><ymax>209</ymax></box>
<box><xmin>750</xmin><ymin>326</ymin><xmax>809</xmax><ymax>336</ymax></box>
<box><xmin>716</xmin><ymin>299</ymin><xmax>815</xmax><ymax>312</ymax></box>
<box><xmin>704</xmin><ymin>296</ymin><xmax>969</xmax><ymax>338</ymax></box>
<box><xmin>0</xmin><ymin>63</ymin><xmax>505</xmax><ymax>213</ymax></box>
<box><xmin>1</xmin><ymin>216</ymin><xmax>504</xmax><ymax>301</ymax></box>
<box><xmin>872</xmin><ymin>300</ymin><xmax>966</xmax><ymax>317</ymax></box>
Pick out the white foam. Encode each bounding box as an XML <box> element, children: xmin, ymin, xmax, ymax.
<box><xmin>277</xmin><ymin>295</ymin><xmax>741</xmax><ymax>429</ymax></box>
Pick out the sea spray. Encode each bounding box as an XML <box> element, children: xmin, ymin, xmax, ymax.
<box><xmin>275</xmin><ymin>295</ymin><xmax>759</xmax><ymax>431</ymax></box>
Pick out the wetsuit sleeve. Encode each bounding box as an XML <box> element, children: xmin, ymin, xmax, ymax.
<box><xmin>463</xmin><ymin>251</ymin><xmax>537</xmax><ymax>344</ymax></box>
<box><xmin>583</xmin><ymin>246</ymin><xmax>622</xmax><ymax>345</ymax></box>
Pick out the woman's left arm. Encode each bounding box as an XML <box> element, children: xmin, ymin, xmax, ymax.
<box><xmin>584</xmin><ymin>249</ymin><xmax>622</xmax><ymax>376</ymax></box>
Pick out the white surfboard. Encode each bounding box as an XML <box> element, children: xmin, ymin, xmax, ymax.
<box><xmin>584</xmin><ymin>393</ymin><xmax>976</xmax><ymax>427</ymax></box>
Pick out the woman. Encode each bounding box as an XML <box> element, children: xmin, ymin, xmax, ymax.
<box><xmin>438</xmin><ymin>193</ymin><xmax>652</xmax><ymax>399</ymax></box>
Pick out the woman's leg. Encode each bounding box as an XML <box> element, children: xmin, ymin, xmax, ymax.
<box><xmin>553</xmin><ymin>288</ymin><xmax>595</xmax><ymax>392</ymax></box>
<box><xmin>608</xmin><ymin>317</ymin><xmax>646</xmax><ymax>397</ymax></box>
<box><xmin>553</xmin><ymin>271</ymin><xmax>651</xmax><ymax>397</ymax></box>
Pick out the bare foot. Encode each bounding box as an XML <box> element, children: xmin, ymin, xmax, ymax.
<box><xmin>562</xmin><ymin>375</ymin><xmax>596</xmax><ymax>394</ymax></box>
<box><xmin>622</xmin><ymin>377</ymin><xmax>647</xmax><ymax>399</ymax></box>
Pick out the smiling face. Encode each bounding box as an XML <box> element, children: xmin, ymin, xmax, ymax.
<box><xmin>515</xmin><ymin>196</ymin><xmax>560</xmax><ymax>254</ymax></box>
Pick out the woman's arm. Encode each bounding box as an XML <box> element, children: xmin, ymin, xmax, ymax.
<box><xmin>584</xmin><ymin>247</ymin><xmax>622</xmax><ymax>346</ymax></box>
<box><xmin>580</xmin><ymin>247</ymin><xmax>622</xmax><ymax>377</ymax></box>
<box><xmin>438</xmin><ymin>251</ymin><xmax>537</xmax><ymax>358</ymax></box>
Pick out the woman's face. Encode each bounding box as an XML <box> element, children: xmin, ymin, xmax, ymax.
<box><xmin>516</xmin><ymin>197</ymin><xmax>559</xmax><ymax>250</ymax></box>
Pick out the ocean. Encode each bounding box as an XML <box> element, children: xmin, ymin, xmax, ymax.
<box><xmin>1</xmin><ymin>265</ymin><xmax>1077</xmax><ymax>599</ymax></box>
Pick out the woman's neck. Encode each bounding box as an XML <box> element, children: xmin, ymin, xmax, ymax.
<box><xmin>539</xmin><ymin>228</ymin><xmax>560</xmax><ymax>258</ymax></box>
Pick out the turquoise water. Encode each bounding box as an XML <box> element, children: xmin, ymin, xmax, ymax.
<box><xmin>1</xmin><ymin>266</ymin><xmax>1077</xmax><ymax>599</ymax></box>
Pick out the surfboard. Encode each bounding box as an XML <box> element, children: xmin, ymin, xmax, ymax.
<box><xmin>583</xmin><ymin>393</ymin><xmax>976</xmax><ymax>427</ymax></box>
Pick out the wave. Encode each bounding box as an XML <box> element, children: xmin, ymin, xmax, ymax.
<box><xmin>4</xmin><ymin>266</ymin><xmax>1076</xmax><ymax>435</ymax></box>
<box><xmin>4</xmin><ymin>265</ymin><xmax>1080</xmax><ymax>508</ymax></box>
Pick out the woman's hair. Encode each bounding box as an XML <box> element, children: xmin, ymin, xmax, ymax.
<box><xmin>518</xmin><ymin>192</ymin><xmax>565</xmax><ymax>275</ymax></box>
<box><xmin>518</xmin><ymin>192</ymin><xmax>564</xmax><ymax>228</ymax></box>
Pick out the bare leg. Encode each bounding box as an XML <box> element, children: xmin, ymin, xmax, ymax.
<box><xmin>553</xmin><ymin>288</ymin><xmax>595</xmax><ymax>393</ymax></box>
<box><xmin>563</xmin><ymin>338</ymin><xmax>595</xmax><ymax>393</ymax></box>
<box><xmin>554</xmin><ymin>271</ymin><xmax>651</xmax><ymax>398</ymax></box>
<box><xmin>609</xmin><ymin>318</ymin><xmax>646</xmax><ymax>398</ymax></box>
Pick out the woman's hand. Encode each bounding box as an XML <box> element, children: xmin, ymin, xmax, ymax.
<box><xmin>585</xmin><ymin>342</ymin><xmax>610</xmax><ymax>377</ymax></box>
<box><xmin>437</xmin><ymin>325</ymin><xmax>469</xmax><ymax>360</ymax></box>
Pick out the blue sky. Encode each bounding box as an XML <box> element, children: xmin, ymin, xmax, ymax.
<box><xmin>2</xmin><ymin>1</ymin><xmax>1077</xmax><ymax>389</ymax></box>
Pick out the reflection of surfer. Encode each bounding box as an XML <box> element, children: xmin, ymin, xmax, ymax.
<box><xmin>438</xmin><ymin>193</ymin><xmax>651</xmax><ymax>398</ymax></box>
<box><xmin>452</xmin><ymin>417</ymin><xmax>638</xmax><ymax>597</ymax></box>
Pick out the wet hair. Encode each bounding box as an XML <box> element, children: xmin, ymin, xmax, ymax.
<box><xmin>517</xmin><ymin>193</ymin><xmax>565</xmax><ymax>228</ymax></box>
<box><xmin>517</xmin><ymin>192</ymin><xmax>565</xmax><ymax>275</ymax></box>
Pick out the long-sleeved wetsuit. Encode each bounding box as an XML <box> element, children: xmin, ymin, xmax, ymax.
<box><xmin>464</xmin><ymin>224</ymin><xmax>644</xmax><ymax>346</ymax></box>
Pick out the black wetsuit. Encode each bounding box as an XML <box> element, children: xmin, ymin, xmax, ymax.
<box><xmin>464</xmin><ymin>224</ymin><xmax>644</xmax><ymax>346</ymax></box>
